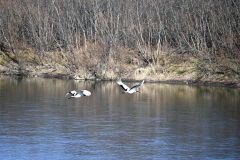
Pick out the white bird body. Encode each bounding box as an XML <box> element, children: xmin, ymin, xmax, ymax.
<box><xmin>65</xmin><ymin>90</ymin><xmax>91</xmax><ymax>98</ymax></box>
<box><xmin>116</xmin><ymin>79</ymin><xmax>144</xmax><ymax>94</ymax></box>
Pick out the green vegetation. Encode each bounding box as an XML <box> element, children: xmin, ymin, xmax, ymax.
<box><xmin>0</xmin><ymin>0</ymin><xmax>239</xmax><ymax>86</ymax></box>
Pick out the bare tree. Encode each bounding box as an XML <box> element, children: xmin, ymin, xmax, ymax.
<box><xmin>0</xmin><ymin>0</ymin><xmax>239</xmax><ymax>60</ymax></box>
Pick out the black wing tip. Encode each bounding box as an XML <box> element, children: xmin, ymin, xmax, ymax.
<box><xmin>120</xmin><ymin>84</ymin><xmax>128</xmax><ymax>91</ymax></box>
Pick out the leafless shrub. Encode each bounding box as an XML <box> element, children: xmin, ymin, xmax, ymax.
<box><xmin>0</xmin><ymin>0</ymin><xmax>239</xmax><ymax>63</ymax></box>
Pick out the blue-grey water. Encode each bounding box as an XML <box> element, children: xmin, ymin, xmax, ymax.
<box><xmin>0</xmin><ymin>77</ymin><xmax>240</xmax><ymax>160</ymax></box>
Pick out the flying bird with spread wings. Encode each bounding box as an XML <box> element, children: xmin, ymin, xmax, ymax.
<box><xmin>116</xmin><ymin>78</ymin><xmax>144</xmax><ymax>94</ymax></box>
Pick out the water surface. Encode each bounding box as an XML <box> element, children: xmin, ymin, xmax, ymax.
<box><xmin>0</xmin><ymin>77</ymin><xmax>240</xmax><ymax>159</ymax></box>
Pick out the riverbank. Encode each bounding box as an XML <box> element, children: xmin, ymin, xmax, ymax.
<box><xmin>0</xmin><ymin>47</ymin><xmax>239</xmax><ymax>88</ymax></box>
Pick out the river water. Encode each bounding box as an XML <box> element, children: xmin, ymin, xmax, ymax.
<box><xmin>0</xmin><ymin>77</ymin><xmax>239</xmax><ymax>159</ymax></box>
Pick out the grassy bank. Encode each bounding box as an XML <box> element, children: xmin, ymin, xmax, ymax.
<box><xmin>0</xmin><ymin>0</ymin><xmax>239</xmax><ymax>87</ymax></box>
<box><xmin>0</xmin><ymin>44</ymin><xmax>239</xmax><ymax>88</ymax></box>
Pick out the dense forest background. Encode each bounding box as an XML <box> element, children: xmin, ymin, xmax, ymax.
<box><xmin>0</xmin><ymin>0</ymin><xmax>239</xmax><ymax>82</ymax></box>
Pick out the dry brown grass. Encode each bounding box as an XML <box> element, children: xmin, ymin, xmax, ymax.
<box><xmin>0</xmin><ymin>42</ymin><xmax>239</xmax><ymax>84</ymax></box>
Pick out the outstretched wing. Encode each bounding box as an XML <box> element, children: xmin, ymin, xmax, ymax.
<box><xmin>65</xmin><ymin>90</ymin><xmax>78</xmax><ymax>97</ymax></box>
<box><xmin>79</xmin><ymin>90</ymin><xmax>91</xmax><ymax>97</ymax></box>
<box><xmin>129</xmin><ymin>80</ymin><xmax>144</xmax><ymax>93</ymax></box>
<box><xmin>116</xmin><ymin>79</ymin><xmax>130</xmax><ymax>91</ymax></box>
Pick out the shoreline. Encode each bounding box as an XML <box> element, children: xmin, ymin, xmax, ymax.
<box><xmin>1</xmin><ymin>48</ymin><xmax>239</xmax><ymax>89</ymax></box>
<box><xmin>1</xmin><ymin>72</ymin><xmax>239</xmax><ymax>88</ymax></box>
